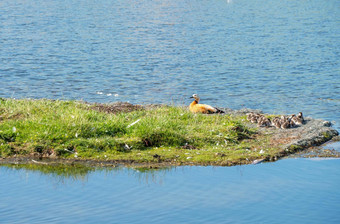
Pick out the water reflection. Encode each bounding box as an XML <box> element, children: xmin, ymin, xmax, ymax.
<box><xmin>1</xmin><ymin>163</ymin><xmax>95</xmax><ymax>184</ymax></box>
<box><xmin>131</xmin><ymin>166</ymin><xmax>176</xmax><ymax>185</ymax></box>
<box><xmin>1</xmin><ymin>159</ymin><xmax>340</xmax><ymax>223</ymax></box>
<box><xmin>0</xmin><ymin>163</ymin><xmax>176</xmax><ymax>185</ymax></box>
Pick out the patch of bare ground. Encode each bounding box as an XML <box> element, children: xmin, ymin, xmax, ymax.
<box><xmin>89</xmin><ymin>102</ymin><xmax>144</xmax><ymax>114</ymax></box>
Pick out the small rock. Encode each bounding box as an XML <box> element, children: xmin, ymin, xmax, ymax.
<box><xmin>215</xmin><ymin>152</ymin><xmax>226</xmax><ymax>157</ymax></box>
<box><xmin>252</xmin><ymin>159</ymin><xmax>265</xmax><ymax>165</ymax></box>
<box><xmin>153</xmin><ymin>154</ymin><xmax>161</xmax><ymax>159</ymax></box>
<box><xmin>332</xmin><ymin>136</ymin><xmax>340</xmax><ymax>141</ymax></box>
<box><xmin>182</xmin><ymin>144</ymin><xmax>197</xmax><ymax>150</ymax></box>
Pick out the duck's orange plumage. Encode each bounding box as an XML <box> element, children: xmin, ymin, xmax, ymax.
<box><xmin>189</xmin><ymin>94</ymin><xmax>224</xmax><ymax>114</ymax></box>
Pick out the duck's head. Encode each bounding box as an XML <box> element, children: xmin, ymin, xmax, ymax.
<box><xmin>190</xmin><ymin>94</ymin><xmax>200</xmax><ymax>102</ymax></box>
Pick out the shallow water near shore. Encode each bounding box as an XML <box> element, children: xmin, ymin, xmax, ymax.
<box><xmin>0</xmin><ymin>0</ymin><xmax>340</xmax><ymax>222</ymax></box>
<box><xmin>1</xmin><ymin>158</ymin><xmax>340</xmax><ymax>224</ymax></box>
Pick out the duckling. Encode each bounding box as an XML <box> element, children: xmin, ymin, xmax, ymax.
<box><xmin>281</xmin><ymin>116</ymin><xmax>292</xmax><ymax>129</ymax></box>
<box><xmin>189</xmin><ymin>94</ymin><xmax>224</xmax><ymax>114</ymax></box>
<box><xmin>250</xmin><ymin>114</ymin><xmax>259</xmax><ymax>123</ymax></box>
<box><xmin>290</xmin><ymin>114</ymin><xmax>300</xmax><ymax>126</ymax></box>
<box><xmin>247</xmin><ymin>112</ymin><xmax>261</xmax><ymax>123</ymax></box>
<box><xmin>288</xmin><ymin>115</ymin><xmax>296</xmax><ymax>128</ymax></box>
<box><xmin>246</xmin><ymin>113</ymin><xmax>253</xmax><ymax>122</ymax></box>
<box><xmin>290</xmin><ymin>112</ymin><xmax>304</xmax><ymax>126</ymax></box>
<box><xmin>280</xmin><ymin>115</ymin><xmax>288</xmax><ymax>122</ymax></box>
<box><xmin>257</xmin><ymin>116</ymin><xmax>271</xmax><ymax>127</ymax></box>
<box><xmin>271</xmin><ymin>117</ymin><xmax>282</xmax><ymax>129</ymax></box>
<box><xmin>297</xmin><ymin>112</ymin><xmax>304</xmax><ymax>124</ymax></box>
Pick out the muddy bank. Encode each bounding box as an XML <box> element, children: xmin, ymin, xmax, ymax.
<box><xmin>0</xmin><ymin>156</ymin><xmax>182</xmax><ymax>169</ymax></box>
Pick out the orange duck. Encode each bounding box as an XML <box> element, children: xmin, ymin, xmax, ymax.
<box><xmin>189</xmin><ymin>94</ymin><xmax>224</xmax><ymax>114</ymax></box>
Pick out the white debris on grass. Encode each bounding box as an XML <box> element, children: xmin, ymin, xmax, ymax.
<box><xmin>127</xmin><ymin>119</ymin><xmax>141</xmax><ymax>128</ymax></box>
<box><xmin>124</xmin><ymin>144</ymin><xmax>132</xmax><ymax>150</ymax></box>
<box><xmin>64</xmin><ymin>149</ymin><xmax>74</xmax><ymax>154</ymax></box>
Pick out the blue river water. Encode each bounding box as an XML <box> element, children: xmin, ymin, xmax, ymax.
<box><xmin>1</xmin><ymin>159</ymin><xmax>340</xmax><ymax>224</ymax></box>
<box><xmin>0</xmin><ymin>0</ymin><xmax>339</xmax><ymax>223</ymax></box>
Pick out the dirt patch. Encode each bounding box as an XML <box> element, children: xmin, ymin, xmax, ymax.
<box><xmin>89</xmin><ymin>102</ymin><xmax>144</xmax><ymax>114</ymax></box>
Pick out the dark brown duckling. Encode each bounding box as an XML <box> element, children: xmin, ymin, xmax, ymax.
<box><xmin>289</xmin><ymin>115</ymin><xmax>296</xmax><ymax>128</ymax></box>
<box><xmin>281</xmin><ymin>116</ymin><xmax>292</xmax><ymax>129</ymax></box>
<box><xmin>247</xmin><ymin>112</ymin><xmax>259</xmax><ymax>123</ymax></box>
<box><xmin>246</xmin><ymin>113</ymin><xmax>253</xmax><ymax>122</ymax></box>
<box><xmin>291</xmin><ymin>113</ymin><xmax>305</xmax><ymax>125</ymax></box>
<box><xmin>251</xmin><ymin>113</ymin><xmax>262</xmax><ymax>123</ymax></box>
<box><xmin>257</xmin><ymin>116</ymin><xmax>271</xmax><ymax>127</ymax></box>
<box><xmin>271</xmin><ymin>117</ymin><xmax>282</xmax><ymax>129</ymax></box>
<box><xmin>250</xmin><ymin>116</ymin><xmax>258</xmax><ymax>123</ymax></box>
<box><xmin>290</xmin><ymin>114</ymin><xmax>300</xmax><ymax>126</ymax></box>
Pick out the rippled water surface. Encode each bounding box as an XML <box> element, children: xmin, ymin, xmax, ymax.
<box><xmin>1</xmin><ymin>0</ymin><xmax>340</xmax><ymax>223</ymax></box>
<box><xmin>0</xmin><ymin>0</ymin><xmax>339</xmax><ymax>127</ymax></box>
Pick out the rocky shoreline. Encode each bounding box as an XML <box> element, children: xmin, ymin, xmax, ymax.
<box><xmin>229</xmin><ymin>108</ymin><xmax>339</xmax><ymax>161</ymax></box>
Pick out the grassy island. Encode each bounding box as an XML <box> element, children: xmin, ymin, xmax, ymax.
<box><xmin>0</xmin><ymin>98</ymin><xmax>338</xmax><ymax>167</ymax></box>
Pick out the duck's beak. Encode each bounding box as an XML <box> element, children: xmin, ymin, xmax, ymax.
<box><xmin>190</xmin><ymin>96</ymin><xmax>194</xmax><ymax>98</ymax></box>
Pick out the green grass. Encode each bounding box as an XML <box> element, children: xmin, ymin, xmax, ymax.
<box><xmin>0</xmin><ymin>98</ymin><xmax>277</xmax><ymax>165</ymax></box>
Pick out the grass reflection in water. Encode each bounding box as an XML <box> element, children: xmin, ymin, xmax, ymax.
<box><xmin>1</xmin><ymin>163</ymin><xmax>175</xmax><ymax>185</ymax></box>
<box><xmin>2</xmin><ymin>163</ymin><xmax>95</xmax><ymax>183</ymax></box>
